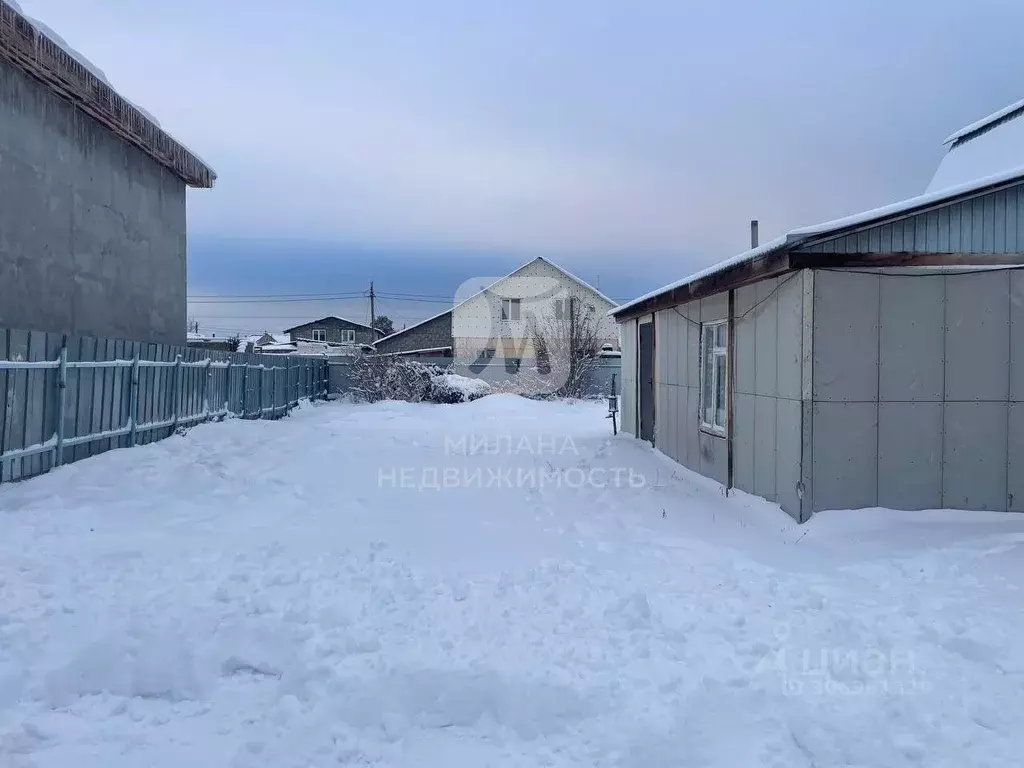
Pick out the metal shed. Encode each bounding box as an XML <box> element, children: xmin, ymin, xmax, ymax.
<box><xmin>614</xmin><ymin>101</ymin><xmax>1024</xmax><ymax>521</ymax></box>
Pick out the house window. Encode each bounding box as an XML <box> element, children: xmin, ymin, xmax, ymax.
<box><xmin>344</xmin><ymin>329</ymin><xmax>355</xmax><ymax>343</ymax></box>
<box><xmin>501</xmin><ymin>298</ymin><xmax>521</xmax><ymax>321</ymax></box>
<box><xmin>554</xmin><ymin>298</ymin><xmax>567</xmax><ymax>320</ymax></box>
<box><xmin>311</xmin><ymin>328</ymin><xmax>327</xmax><ymax>342</ymax></box>
<box><xmin>700</xmin><ymin>321</ymin><xmax>728</xmax><ymax>433</ymax></box>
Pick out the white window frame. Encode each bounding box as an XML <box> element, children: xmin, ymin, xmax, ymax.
<box><xmin>699</xmin><ymin>320</ymin><xmax>728</xmax><ymax>435</ymax></box>
<box><xmin>501</xmin><ymin>298</ymin><xmax>521</xmax><ymax>321</ymax></box>
<box><xmin>344</xmin><ymin>329</ymin><xmax>356</xmax><ymax>343</ymax></box>
<box><xmin>311</xmin><ymin>328</ymin><xmax>327</xmax><ymax>342</ymax></box>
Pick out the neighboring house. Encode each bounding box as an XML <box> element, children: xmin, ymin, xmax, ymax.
<box><xmin>186</xmin><ymin>333</ymin><xmax>236</xmax><ymax>353</ymax></box>
<box><xmin>0</xmin><ymin>2</ymin><xmax>215</xmax><ymax>345</ymax></box>
<box><xmin>374</xmin><ymin>257</ymin><xmax>618</xmax><ymax>360</ymax></box>
<box><xmin>284</xmin><ymin>316</ymin><xmax>382</xmax><ymax>347</ymax></box>
<box><xmin>614</xmin><ymin>96</ymin><xmax>1024</xmax><ymax>522</ymax></box>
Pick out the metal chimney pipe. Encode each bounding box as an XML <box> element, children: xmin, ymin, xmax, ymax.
<box><xmin>750</xmin><ymin>219</ymin><xmax>759</xmax><ymax>249</ymax></box>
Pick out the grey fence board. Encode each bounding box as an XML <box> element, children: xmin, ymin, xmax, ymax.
<box><xmin>0</xmin><ymin>326</ymin><xmax>330</xmax><ymax>486</ymax></box>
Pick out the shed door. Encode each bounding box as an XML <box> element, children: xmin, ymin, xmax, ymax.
<box><xmin>638</xmin><ymin>321</ymin><xmax>655</xmax><ymax>443</ymax></box>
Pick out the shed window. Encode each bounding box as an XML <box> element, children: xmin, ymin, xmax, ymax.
<box><xmin>501</xmin><ymin>298</ymin><xmax>521</xmax><ymax>321</ymax></box>
<box><xmin>700</xmin><ymin>321</ymin><xmax>728</xmax><ymax>433</ymax></box>
<box><xmin>311</xmin><ymin>328</ymin><xmax>327</xmax><ymax>342</ymax></box>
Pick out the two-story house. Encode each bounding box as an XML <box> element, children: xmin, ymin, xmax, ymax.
<box><xmin>374</xmin><ymin>257</ymin><xmax>618</xmax><ymax>360</ymax></box>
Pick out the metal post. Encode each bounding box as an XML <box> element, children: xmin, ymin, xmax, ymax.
<box><xmin>171</xmin><ymin>354</ymin><xmax>182</xmax><ymax>432</ymax></box>
<box><xmin>54</xmin><ymin>341</ymin><xmax>68</xmax><ymax>466</ymax></box>
<box><xmin>128</xmin><ymin>354</ymin><xmax>140</xmax><ymax>446</ymax></box>
<box><xmin>273</xmin><ymin>365</ymin><xmax>278</xmax><ymax>416</ymax></box>
<box><xmin>203</xmin><ymin>358</ymin><xmax>212</xmax><ymax>420</ymax></box>
<box><xmin>241</xmin><ymin>362</ymin><xmax>249</xmax><ymax>418</ymax></box>
<box><xmin>285</xmin><ymin>357</ymin><xmax>292</xmax><ymax>411</ymax></box>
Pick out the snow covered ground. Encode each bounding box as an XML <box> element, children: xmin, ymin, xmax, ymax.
<box><xmin>1</xmin><ymin>396</ymin><xmax>1023</xmax><ymax>767</ymax></box>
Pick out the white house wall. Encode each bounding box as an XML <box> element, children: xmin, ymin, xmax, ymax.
<box><xmin>620</xmin><ymin>318</ymin><xmax>637</xmax><ymax>436</ymax></box>
<box><xmin>452</xmin><ymin>259</ymin><xmax>618</xmax><ymax>359</ymax></box>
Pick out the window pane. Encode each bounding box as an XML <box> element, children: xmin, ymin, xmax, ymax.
<box><xmin>501</xmin><ymin>300</ymin><xmax>509</xmax><ymax>320</ymax></box>
<box><xmin>715</xmin><ymin>353</ymin><xmax>727</xmax><ymax>428</ymax></box>
<box><xmin>511</xmin><ymin>299</ymin><xmax>521</xmax><ymax>321</ymax></box>
<box><xmin>716</xmin><ymin>323</ymin><xmax>727</xmax><ymax>348</ymax></box>
<box><xmin>702</xmin><ymin>327</ymin><xmax>714</xmax><ymax>425</ymax></box>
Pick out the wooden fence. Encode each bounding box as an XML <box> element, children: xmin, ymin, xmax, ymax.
<box><xmin>0</xmin><ymin>327</ymin><xmax>330</xmax><ymax>484</ymax></box>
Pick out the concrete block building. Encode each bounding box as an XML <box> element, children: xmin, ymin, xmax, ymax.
<box><xmin>0</xmin><ymin>1</ymin><xmax>215</xmax><ymax>345</ymax></box>
<box><xmin>614</xmin><ymin>97</ymin><xmax>1024</xmax><ymax>521</ymax></box>
<box><xmin>284</xmin><ymin>316</ymin><xmax>383</xmax><ymax>347</ymax></box>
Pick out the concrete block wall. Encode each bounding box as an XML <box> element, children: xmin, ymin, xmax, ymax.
<box><xmin>0</xmin><ymin>58</ymin><xmax>186</xmax><ymax>345</ymax></box>
<box><xmin>810</xmin><ymin>268</ymin><xmax>1024</xmax><ymax>513</ymax></box>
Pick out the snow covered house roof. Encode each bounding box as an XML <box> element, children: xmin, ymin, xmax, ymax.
<box><xmin>0</xmin><ymin>1</ymin><xmax>215</xmax><ymax>187</ymax></box>
<box><xmin>282</xmin><ymin>316</ymin><xmax>384</xmax><ymax>335</ymax></box>
<box><xmin>613</xmin><ymin>165</ymin><xmax>1024</xmax><ymax>320</ymax></box>
<box><xmin>374</xmin><ymin>257</ymin><xmax>616</xmax><ymax>347</ymax></box>
<box><xmin>927</xmin><ymin>97</ymin><xmax>1024</xmax><ymax>194</ymax></box>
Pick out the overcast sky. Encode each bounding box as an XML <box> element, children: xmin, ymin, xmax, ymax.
<box><xmin>20</xmin><ymin>0</ymin><xmax>1024</xmax><ymax>334</ymax></box>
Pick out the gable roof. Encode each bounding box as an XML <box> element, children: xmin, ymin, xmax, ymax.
<box><xmin>0</xmin><ymin>1</ymin><xmax>215</xmax><ymax>187</ymax></box>
<box><xmin>283</xmin><ymin>316</ymin><xmax>384</xmax><ymax>335</ymax></box>
<box><xmin>927</xmin><ymin>97</ymin><xmax>1024</xmax><ymax>195</ymax></box>
<box><xmin>373</xmin><ymin>256</ymin><xmax>617</xmax><ymax>346</ymax></box>
<box><xmin>612</xmin><ymin>162</ymin><xmax>1024</xmax><ymax>319</ymax></box>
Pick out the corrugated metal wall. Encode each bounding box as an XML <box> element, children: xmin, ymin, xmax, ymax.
<box><xmin>810</xmin><ymin>267</ymin><xmax>1024</xmax><ymax>513</ymax></box>
<box><xmin>732</xmin><ymin>272</ymin><xmax>807</xmax><ymax>518</ymax></box>
<box><xmin>799</xmin><ymin>183</ymin><xmax>1024</xmax><ymax>255</ymax></box>
<box><xmin>620</xmin><ymin>319</ymin><xmax>637</xmax><ymax>436</ymax></box>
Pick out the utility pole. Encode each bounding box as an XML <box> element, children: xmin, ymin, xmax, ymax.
<box><xmin>369</xmin><ymin>281</ymin><xmax>376</xmax><ymax>330</ymax></box>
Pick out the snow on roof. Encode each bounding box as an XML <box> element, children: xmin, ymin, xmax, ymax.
<box><xmin>186</xmin><ymin>331</ymin><xmax>206</xmax><ymax>341</ymax></box>
<box><xmin>282</xmin><ymin>316</ymin><xmax>378</xmax><ymax>334</ymax></box>
<box><xmin>271</xmin><ymin>334</ymin><xmax>291</xmax><ymax>344</ymax></box>
<box><xmin>379</xmin><ymin>346</ymin><xmax>453</xmax><ymax>357</ymax></box>
<box><xmin>611</xmin><ymin>237</ymin><xmax>789</xmax><ymax>317</ymax></box>
<box><xmin>0</xmin><ymin>1</ymin><xmax>215</xmax><ymax>187</ymax></box>
<box><xmin>927</xmin><ymin>103</ymin><xmax>1024</xmax><ymax>194</ymax></box>
<box><xmin>613</xmin><ymin>162</ymin><xmax>1024</xmax><ymax>318</ymax></box>
<box><xmin>375</xmin><ymin>256</ymin><xmax>614</xmax><ymax>345</ymax></box>
<box><xmin>943</xmin><ymin>97</ymin><xmax>1024</xmax><ymax>146</ymax></box>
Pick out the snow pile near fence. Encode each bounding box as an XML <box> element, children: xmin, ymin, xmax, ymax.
<box><xmin>0</xmin><ymin>398</ymin><xmax>1022</xmax><ymax>766</ymax></box>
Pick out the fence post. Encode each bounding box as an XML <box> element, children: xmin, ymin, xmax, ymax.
<box><xmin>241</xmin><ymin>363</ymin><xmax>249</xmax><ymax>418</ymax></box>
<box><xmin>272</xmin><ymin>365</ymin><xmax>278</xmax><ymax>416</ymax></box>
<box><xmin>129</xmin><ymin>353</ymin><xmax>140</xmax><ymax>446</ymax></box>
<box><xmin>285</xmin><ymin>357</ymin><xmax>291</xmax><ymax>411</ymax></box>
<box><xmin>171</xmin><ymin>354</ymin><xmax>182</xmax><ymax>432</ymax></box>
<box><xmin>54</xmin><ymin>341</ymin><xmax>68</xmax><ymax>467</ymax></box>
<box><xmin>204</xmin><ymin>358</ymin><xmax>212</xmax><ymax>420</ymax></box>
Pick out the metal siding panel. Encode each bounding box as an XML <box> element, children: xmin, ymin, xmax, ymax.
<box><xmin>983</xmin><ymin>193</ymin><xmax>996</xmax><ymax>253</ymax></box>
<box><xmin>879</xmin><ymin>274</ymin><xmax>944</xmax><ymax>401</ymax></box>
<box><xmin>972</xmin><ymin>197</ymin><xmax>986</xmax><ymax>252</ymax></box>
<box><xmin>776</xmin><ymin>274</ymin><xmax>803</xmax><ymax>401</ymax></box>
<box><xmin>1012</xmin><ymin>271</ymin><xmax>1024</xmax><ymax>402</ymax></box>
<box><xmin>945</xmin><ymin>271</ymin><xmax>1010</xmax><ymax>401</ymax></box>
<box><xmin>948</xmin><ymin>201</ymin><xmax>962</xmax><ymax>251</ymax></box>
<box><xmin>733</xmin><ymin>392</ymin><xmax>755</xmax><ymax>494</ymax></box>
<box><xmin>1008</xmin><ymin>402</ymin><xmax>1024</xmax><ymax>512</ymax></box>
<box><xmin>620</xmin><ymin>319</ymin><xmax>636</xmax><ymax>436</ymax></box>
<box><xmin>936</xmin><ymin>207</ymin><xmax>950</xmax><ymax>252</ymax></box>
<box><xmin>812</xmin><ymin>270</ymin><xmax>879</xmax><ymax>402</ymax></box>
<box><xmin>775</xmin><ymin>397</ymin><xmax>803</xmax><ymax>518</ymax></box>
<box><xmin>868</xmin><ymin>225</ymin><xmax>881</xmax><ymax>253</ymax></box>
<box><xmin>698</xmin><ymin>431</ymin><xmax>728</xmax><ymax>487</ymax></box>
<box><xmin>685</xmin><ymin>304</ymin><xmax>700</xmax><ymax>389</ymax></box>
<box><xmin>685</xmin><ymin>386</ymin><xmax>700</xmax><ymax>472</ymax></box>
<box><xmin>754</xmin><ymin>278</ymin><xmax>778</xmax><ymax>398</ymax></box>
<box><xmin>1007</xmin><ymin>187</ymin><xmax>1019</xmax><ymax>251</ymax></box>
<box><xmin>925</xmin><ymin>210</ymin><xmax>940</xmax><ymax>252</ymax></box>
<box><xmin>753</xmin><ymin>395</ymin><xmax>777</xmax><ymax>501</ymax></box>
<box><xmin>994</xmin><ymin>189</ymin><xmax>1007</xmax><ymax>253</ymax></box>
<box><xmin>856</xmin><ymin>230</ymin><xmax>870</xmax><ymax>254</ymax></box>
<box><xmin>913</xmin><ymin>215</ymin><xmax>927</xmax><ymax>251</ymax></box>
<box><xmin>943</xmin><ymin>401</ymin><xmax>1008</xmax><ymax>511</ymax></box>
<box><xmin>878</xmin><ymin>402</ymin><xmax>943</xmax><ymax>509</ymax></box>
<box><xmin>701</xmin><ymin>292</ymin><xmax>728</xmax><ymax>323</ymax></box>
<box><xmin>811</xmin><ymin>401</ymin><xmax>878</xmax><ymax>511</ymax></box>
<box><xmin>735</xmin><ymin>285</ymin><xmax>757</xmax><ymax>396</ymax></box>
<box><xmin>1017</xmin><ymin>185</ymin><xmax>1024</xmax><ymax>249</ymax></box>
<box><xmin>891</xmin><ymin>219</ymin><xmax>905</xmax><ymax>252</ymax></box>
